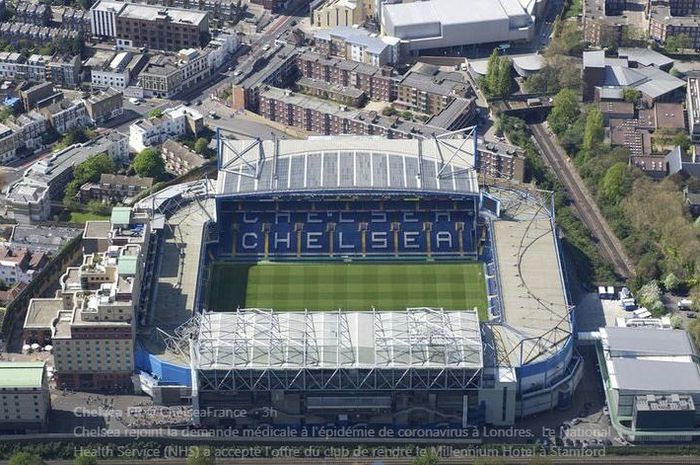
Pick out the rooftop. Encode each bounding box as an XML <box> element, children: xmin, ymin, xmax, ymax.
<box><xmin>383</xmin><ymin>0</ymin><xmax>532</xmax><ymax>29</ymax></box>
<box><xmin>0</xmin><ymin>362</ymin><xmax>45</xmax><ymax>389</ymax></box>
<box><xmin>24</xmin><ymin>298</ymin><xmax>62</xmax><ymax>329</ymax></box>
<box><xmin>314</xmin><ymin>26</ymin><xmax>399</xmax><ymax>55</ymax></box>
<box><xmin>119</xmin><ymin>3</ymin><xmax>208</xmax><ymax>25</ymax></box>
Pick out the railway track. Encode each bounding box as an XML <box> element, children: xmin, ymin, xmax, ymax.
<box><xmin>529</xmin><ymin>123</ymin><xmax>635</xmax><ymax>279</ymax></box>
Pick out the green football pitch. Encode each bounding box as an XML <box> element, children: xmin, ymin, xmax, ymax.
<box><xmin>206</xmin><ymin>262</ymin><xmax>488</xmax><ymax>320</ymax></box>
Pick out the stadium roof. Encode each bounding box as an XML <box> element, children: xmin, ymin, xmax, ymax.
<box><xmin>609</xmin><ymin>359</ymin><xmax>700</xmax><ymax>393</ymax></box>
<box><xmin>488</xmin><ymin>188</ymin><xmax>572</xmax><ymax>367</ymax></box>
<box><xmin>383</xmin><ymin>0</ymin><xmax>530</xmax><ymax>28</ymax></box>
<box><xmin>194</xmin><ymin>308</ymin><xmax>483</xmax><ymax>371</ymax></box>
<box><xmin>216</xmin><ymin>133</ymin><xmax>480</xmax><ymax>197</ymax></box>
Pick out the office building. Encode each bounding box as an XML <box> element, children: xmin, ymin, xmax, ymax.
<box><xmin>0</xmin><ymin>362</ymin><xmax>51</xmax><ymax>432</ymax></box>
<box><xmin>115</xmin><ymin>4</ymin><xmax>209</xmax><ymax>52</ymax></box>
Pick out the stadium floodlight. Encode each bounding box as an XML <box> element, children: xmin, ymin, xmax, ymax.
<box><xmin>433</xmin><ymin>125</ymin><xmax>478</xmax><ymax>180</ymax></box>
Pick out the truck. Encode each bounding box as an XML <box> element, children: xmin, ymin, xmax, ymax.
<box><xmin>678</xmin><ymin>299</ymin><xmax>694</xmax><ymax>310</ymax></box>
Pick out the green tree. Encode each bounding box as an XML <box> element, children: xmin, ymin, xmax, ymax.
<box><xmin>147</xmin><ymin>108</ymin><xmax>163</xmax><ymax>119</ymax></box>
<box><xmin>486</xmin><ymin>49</ymin><xmax>500</xmax><ymax>95</ymax></box>
<box><xmin>600</xmin><ymin>162</ymin><xmax>632</xmax><ymax>205</ymax></box>
<box><xmin>583</xmin><ymin>107</ymin><xmax>604</xmax><ymax>152</ymax></box>
<box><xmin>194</xmin><ymin>137</ymin><xmax>209</xmax><ymax>154</ymax></box>
<box><xmin>687</xmin><ymin>318</ymin><xmax>700</xmax><ymax>349</ymax></box>
<box><xmin>496</xmin><ymin>56</ymin><xmax>512</xmax><ymax>98</ymax></box>
<box><xmin>622</xmin><ymin>88</ymin><xmax>641</xmax><ymax>104</ymax></box>
<box><xmin>74</xmin><ymin>455</ymin><xmax>98</xmax><ymax>465</ymax></box>
<box><xmin>73</xmin><ymin>153</ymin><xmax>114</xmax><ymax>184</ymax></box>
<box><xmin>186</xmin><ymin>447</ymin><xmax>214</xmax><ymax>465</ymax></box>
<box><xmin>412</xmin><ymin>448</ymin><xmax>440</xmax><ymax>465</ymax></box>
<box><xmin>133</xmin><ymin>148</ymin><xmax>165</xmax><ymax>179</ymax></box>
<box><xmin>671</xmin><ymin>132</ymin><xmax>692</xmax><ymax>152</ymax></box>
<box><xmin>0</xmin><ymin>106</ymin><xmax>12</xmax><ymax>122</ymax></box>
<box><xmin>665</xmin><ymin>33</ymin><xmax>693</xmax><ymax>52</ymax></box>
<box><xmin>8</xmin><ymin>453</ymin><xmax>45</xmax><ymax>465</ymax></box>
<box><xmin>671</xmin><ymin>314</ymin><xmax>683</xmax><ymax>329</ymax></box>
<box><xmin>547</xmin><ymin>88</ymin><xmax>580</xmax><ymax>135</ymax></box>
<box><xmin>664</xmin><ymin>273</ymin><xmax>682</xmax><ymax>293</ymax></box>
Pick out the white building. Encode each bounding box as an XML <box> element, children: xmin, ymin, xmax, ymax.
<box><xmin>128</xmin><ymin>104</ymin><xmax>203</xmax><ymax>152</ymax></box>
<box><xmin>314</xmin><ymin>26</ymin><xmax>400</xmax><ymax>66</ymax></box>
<box><xmin>381</xmin><ymin>0</ymin><xmax>536</xmax><ymax>52</ymax></box>
<box><xmin>39</xmin><ymin>100</ymin><xmax>89</xmax><ymax>134</ymax></box>
<box><xmin>0</xmin><ymin>246</ymin><xmax>47</xmax><ymax>286</ymax></box>
<box><xmin>90</xmin><ymin>0</ymin><xmax>126</xmax><ymax>38</ymax></box>
<box><xmin>91</xmin><ymin>51</ymin><xmax>137</xmax><ymax>90</ymax></box>
<box><xmin>0</xmin><ymin>362</ymin><xmax>51</xmax><ymax>432</ymax></box>
<box><xmin>205</xmin><ymin>33</ymin><xmax>239</xmax><ymax>71</ymax></box>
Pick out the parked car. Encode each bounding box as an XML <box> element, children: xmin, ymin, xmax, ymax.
<box><xmin>678</xmin><ymin>299</ymin><xmax>694</xmax><ymax>310</ymax></box>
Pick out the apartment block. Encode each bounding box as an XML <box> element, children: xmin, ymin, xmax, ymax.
<box><xmin>23</xmin><ymin>207</ymin><xmax>151</xmax><ymax>390</ymax></box>
<box><xmin>4</xmin><ymin>135</ymin><xmax>129</xmax><ymax>223</ymax></box>
<box><xmin>393</xmin><ymin>63</ymin><xmax>472</xmax><ymax>115</ymax></box>
<box><xmin>90</xmin><ymin>51</ymin><xmax>147</xmax><ymax>90</ymax></box>
<box><xmin>0</xmin><ymin>246</ymin><xmax>47</xmax><ymax>287</ymax></box>
<box><xmin>115</xmin><ymin>4</ymin><xmax>209</xmax><ymax>52</ymax></box>
<box><xmin>688</xmin><ymin>77</ymin><xmax>700</xmax><ymax>142</ymax></box>
<box><xmin>0</xmin><ymin>111</ymin><xmax>48</xmax><ymax>165</ymax></box>
<box><xmin>313</xmin><ymin>26</ymin><xmax>400</xmax><ymax>66</ymax></box>
<box><xmin>39</xmin><ymin>100</ymin><xmax>89</xmax><ymax>134</ymax></box>
<box><xmin>129</xmin><ymin>104</ymin><xmax>203</xmax><ymax>151</ymax></box>
<box><xmin>84</xmin><ymin>88</ymin><xmax>124</xmax><ymax>125</ymax></box>
<box><xmin>138</xmin><ymin>49</ymin><xmax>209</xmax><ymax>98</ymax></box>
<box><xmin>296</xmin><ymin>51</ymin><xmax>393</xmax><ymax>102</ymax></box>
<box><xmin>161</xmin><ymin>139</ymin><xmax>207</xmax><ymax>176</ymax></box>
<box><xmin>90</xmin><ymin>0</ymin><xmax>127</xmax><ymax>38</ymax></box>
<box><xmin>19</xmin><ymin>82</ymin><xmax>61</xmax><ymax>112</ymax></box>
<box><xmin>80</xmin><ymin>174</ymin><xmax>153</xmax><ymax>203</ymax></box>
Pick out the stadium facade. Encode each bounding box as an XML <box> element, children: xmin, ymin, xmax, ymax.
<box><xmin>141</xmin><ymin>129</ymin><xmax>582</xmax><ymax>428</ymax></box>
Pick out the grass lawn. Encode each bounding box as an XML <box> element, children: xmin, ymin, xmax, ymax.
<box><xmin>206</xmin><ymin>262</ymin><xmax>488</xmax><ymax>320</ymax></box>
<box><xmin>69</xmin><ymin>212</ymin><xmax>110</xmax><ymax>223</ymax></box>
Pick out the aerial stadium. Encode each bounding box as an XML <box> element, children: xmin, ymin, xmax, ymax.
<box><xmin>136</xmin><ymin>127</ymin><xmax>582</xmax><ymax>429</ymax></box>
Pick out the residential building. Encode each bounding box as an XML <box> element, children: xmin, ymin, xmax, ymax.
<box><xmin>230</xmin><ymin>43</ymin><xmax>298</xmax><ymax>111</ymax></box>
<box><xmin>131</xmin><ymin>0</ymin><xmax>243</xmax><ymax>20</ymax></box>
<box><xmin>583</xmin><ymin>0</ymin><xmax>632</xmax><ymax>47</ymax></box>
<box><xmin>90</xmin><ymin>51</ymin><xmax>147</xmax><ymax>90</ymax></box>
<box><xmin>84</xmin><ymin>88</ymin><xmax>124</xmax><ymax>125</ymax></box>
<box><xmin>115</xmin><ymin>4</ymin><xmax>210</xmax><ymax>52</ymax></box>
<box><xmin>61</xmin><ymin>7</ymin><xmax>91</xmax><ymax>33</ymax></box>
<box><xmin>249</xmin><ymin>0</ymin><xmax>286</xmax><ymax>12</ymax></box>
<box><xmin>0</xmin><ymin>362</ymin><xmax>51</xmax><ymax>432</ymax></box>
<box><xmin>14</xmin><ymin>2</ymin><xmax>51</xmax><ymax>26</ymax></box>
<box><xmin>313</xmin><ymin>0</ymin><xmax>365</xmax><ymax>28</ymax></box>
<box><xmin>296</xmin><ymin>51</ymin><xmax>394</xmax><ymax>101</ymax></box>
<box><xmin>314</xmin><ymin>26</ymin><xmax>400</xmax><ymax>66</ymax></box>
<box><xmin>39</xmin><ymin>100</ymin><xmax>89</xmax><ymax>134</ymax></box>
<box><xmin>46</xmin><ymin>55</ymin><xmax>82</xmax><ymax>89</ymax></box>
<box><xmin>138</xmin><ymin>49</ymin><xmax>210</xmax><ymax>98</ymax></box>
<box><xmin>128</xmin><ymin>104</ymin><xmax>203</xmax><ymax>151</ymax></box>
<box><xmin>0</xmin><ymin>53</ymin><xmax>48</xmax><ymax>82</ymax></box>
<box><xmin>205</xmin><ymin>33</ymin><xmax>240</xmax><ymax>70</ymax></box>
<box><xmin>380</xmin><ymin>0</ymin><xmax>535</xmax><ymax>52</ymax></box>
<box><xmin>19</xmin><ymin>82</ymin><xmax>61</xmax><ymax>111</ymax></box>
<box><xmin>90</xmin><ymin>0</ymin><xmax>127</xmax><ymax>39</ymax></box>
<box><xmin>0</xmin><ymin>111</ymin><xmax>48</xmax><ymax>165</ymax></box>
<box><xmin>648</xmin><ymin>3</ymin><xmax>700</xmax><ymax>50</ymax></box>
<box><xmin>23</xmin><ymin>208</ymin><xmax>151</xmax><ymax>390</ymax></box>
<box><xmin>0</xmin><ymin>246</ymin><xmax>48</xmax><ymax>287</ymax></box>
<box><xmin>297</xmin><ymin>77</ymin><xmax>366</xmax><ymax>106</ymax></box>
<box><xmin>4</xmin><ymin>136</ymin><xmax>129</xmax><ymax>223</ymax></box>
<box><xmin>80</xmin><ymin>174</ymin><xmax>153</xmax><ymax>203</ymax></box>
<box><xmin>161</xmin><ymin>139</ymin><xmax>207</xmax><ymax>176</ymax></box>
<box><xmin>394</xmin><ymin>63</ymin><xmax>472</xmax><ymax>115</ymax></box>
<box><xmin>259</xmin><ymin>86</ymin><xmax>518</xmax><ymax>180</ymax></box>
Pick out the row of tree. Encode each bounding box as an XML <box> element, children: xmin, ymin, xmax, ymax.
<box><xmin>547</xmin><ymin>88</ymin><xmax>700</xmax><ymax>310</ymax></box>
<box><xmin>482</xmin><ymin>49</ymin><xmax>512</xmax><ymax>99</ymax></box>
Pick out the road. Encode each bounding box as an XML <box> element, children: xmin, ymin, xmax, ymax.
<box><xmin>530</xmin><ymin>123</ymin><xmax>635</xmax><ymax>279</ymax></box>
